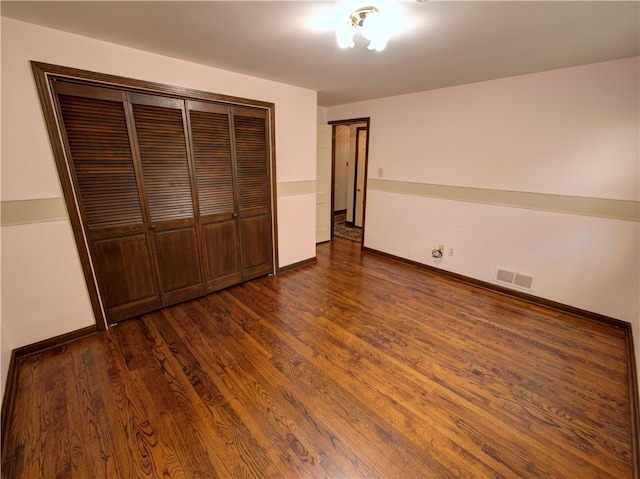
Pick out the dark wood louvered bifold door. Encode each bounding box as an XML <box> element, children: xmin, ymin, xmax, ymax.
<box><xmin>50</xmin><ymin>78</ymin><xmax>274</xmax><ymax>325</ymax></box>
<box><xmin>232</xmin><ymin>106</ymin><xmax>273</xmax><ymax>280</ymax></box>
<box><xmin>53</xmin><ymin>82</ymin><xmax>162</xmax><ymax>322</ymax></box>
<box><xmin>129</xmin><ymin>93</ymin><xmax>205</xmax><ymax>306</ymax></box>
<box><xmin>187</xmin><ymin>101</ymin><xmax>243</xmax><ymax>292</ymax></box>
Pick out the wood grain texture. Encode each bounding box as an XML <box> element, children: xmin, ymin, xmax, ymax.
<box><xmin>2</xmin><ymin>238</ymin><xmax>635</xmax><ymax>478</ymax></box>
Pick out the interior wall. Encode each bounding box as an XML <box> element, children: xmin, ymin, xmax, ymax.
<box><xmin>317</xmin><ymin>107</ymin><xmax>328</xmax><ymax>125</ymax></box>
<box><xmin>326</xmin><ymin>57</ymin><xmax>639</xmax><ymax>324</ymax></box>
<box><xmin>0</xmin><ymin>316</ymin><xmax>9</xmax><ymax>397</ymax></box>
<box><xmin>0</xmin><ymin>18</ymin><xmax>317</xmax><ymax>399</ymax></box>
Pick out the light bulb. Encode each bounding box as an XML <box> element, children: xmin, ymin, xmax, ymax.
<box><xmin>335</xmin><ymin>5</ymin><xmax>397</xmax><ymax>51</ymax></box>
<box><xmin>367</xmin><ymin>37</ymin><xmax>388</xmax><ymax>51</ymax></box>
<box><xmin>359</xmin><ymin>11</ymin><xmax>381</xmax><ymax>41</ymax></box>
<box><xmin>336</xmin><ymin>24</ymin><xmax>355</xmax><ymax>49</ymax></box>
<box><xmin>359</xmin><ymin>11</ymin><xmax>389</xmax><ymax>51</ymax></box>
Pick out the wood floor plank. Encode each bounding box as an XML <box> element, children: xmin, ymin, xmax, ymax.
<box><xmin>183</xmin><ymin>295</ymin><xmax>386</xmax><ymax>478</ymax></box>
<box><xmin>178</xmin><ymin>319</ymin><xmax>338</xmax><ymax>477</ymax></box>
<box><xmin>111</xmin><ymin>319</ymin><xmax>235</xmax><ymax>478</ymax></box>
<box><xmin>148</xmin><ymin>307</ymin><xmax>289</xmax><ymax>479</ymax></box>
<box><xmin>224</xmin><ymin>280</ymin><xmax>504</xmax><ymax>477</ymax></box>
<box><xmin>102</xmin><ymin>329</ymin><xmax>188</xmax><ymax>479</ymax></box>
<box><xmin>207</xmin><ymin>292</ymin><xmax>453</xmax><ymax>478</ymax></box>
<box><xmin>2</xmin><ymin>238</ymin><xmax>635</xmax><ymax>478</ymax></box>
<box><xmin>237</xmin><ymin>258</ymin><xmax>631</xmax><ymax>473</ymax></box>
<box><xmin>229</xmin><ymin>279</ymin><xmax>593</xmax><ymax>478</ymax></box>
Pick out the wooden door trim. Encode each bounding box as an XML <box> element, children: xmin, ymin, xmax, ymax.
<box><xmin>328</xmin><ymin>118</ymin><xmax>370</xmax><ymax>126</ymax></box>
<box><xmin>353</xmin><ymin>127</ymin><xmax>368</xmax><ymax>228</ymax></box>
<box><xmin>328</xmin><ymin>118</ymin><xmax>370</xmax><ymax>249</ymax></box>
<box><xmin>330</xmin><ymin>125</ymin><xmax>337</xmax><ymax>240</ymax></box>
<box><xmin>267</xmin><ymin>107</ymin><xmax>279</xmax><ymax>275</ymax></box>
<box><xmin>31</xmin><ymin>61</ymin><xmax>278</xmax><ymax>328</ymax></box>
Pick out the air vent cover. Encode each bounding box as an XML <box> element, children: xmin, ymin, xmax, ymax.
<box><xmin>496</xmin><ymin>269</ymin><xmax>515</xmax><ymax>284</ymax></box>
<box><xmin>495</xmin><ymin>268</ymin><xmax>534</xmax><ymax>291</ymax></box>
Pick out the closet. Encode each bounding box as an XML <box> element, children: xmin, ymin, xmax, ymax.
<box><xmin>45</xmin><ymin>72</ymin><xmax>274</xmax><ymax>325</ymax></box>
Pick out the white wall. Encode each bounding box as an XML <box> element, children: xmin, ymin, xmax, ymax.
<box><xmin>633</xmin><ymin>301</ymin><xmax>640</xmax><ymax>387</ymax></box>
<box><xmin>327</xmin><ymin>57</ymin><xmax>639</xmax><ymax>324</ymax></box>
<box><xmin>317</xmin><ymin>107</ymin><xmax>328</xmax><ymax>125</ymax></box>
<box><xmin>0</xmin><ymin>18</ymin><xmax>317</xmax><ymax>397</ymax></box>
<box><xmin>0</xmin><ymin>326</ymin><xmax>11</xmax><ymax>398</ymax></box>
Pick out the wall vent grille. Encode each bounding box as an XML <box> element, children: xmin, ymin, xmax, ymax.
<box><xmin>495</xmin><ymin>268</ymin><xmax>534</xmax><ymax>291</ymax></box>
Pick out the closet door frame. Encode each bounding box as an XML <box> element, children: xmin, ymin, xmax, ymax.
<box><xmin>32</xmin><ymin>61</ymin><xmax>279</xmax><ymax>330</ymax></box>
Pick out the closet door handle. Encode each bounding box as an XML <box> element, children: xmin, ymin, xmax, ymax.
<box><xmin>232</xmin><ymin>213</ymin><xmax>238</xmax><ymax>219</ymax></box>
<box><xmin>149</xmin><ymin>224</ymin><xmax>157</xmax><ymax>231</ymax></box>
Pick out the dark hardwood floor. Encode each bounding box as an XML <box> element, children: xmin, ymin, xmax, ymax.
<box><xmin>2</xmin><ymin>238</ymin><xmax>636</xmax><ymax>478</ymax></box>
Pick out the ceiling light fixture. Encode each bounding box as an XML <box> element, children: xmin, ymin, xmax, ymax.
<box><xmin>336</xmin><ymin>5</ymin><xmax>391</xmax><ymax>52</ymax></box>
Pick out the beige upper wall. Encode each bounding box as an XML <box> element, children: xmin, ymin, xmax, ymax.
<box><xmin>328</xmin><ymin>57</ymin><xmax>639</xmax><ymax>201</ymax></box>
<box><xmin>1</xmin><ymin>17</ymin><xmax>318</xmax><ymax>202</ymax></box>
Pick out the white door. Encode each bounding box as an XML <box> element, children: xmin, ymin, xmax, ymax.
<box><xmin>316</xmin><ymin>124</ymin><xmax>332</xmax><ymax>243</ymax></box>
<box><xmin>354</xmin><ymin>128</ymin><xmax>367</xmax><ymax>227</ymax></box>
<box><xmin>333</xmin><ymin>126</ymin><xmax>349</xmax><ymax>212</ymax></box>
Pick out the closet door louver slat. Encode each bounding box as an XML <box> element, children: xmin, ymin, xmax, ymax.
<box><xmin>132</xmin><ymin>103</ymin><xmax>195</xmax><ymax>222</ymax></box>
<box><xmin>190</xmin><ymin>109</ymin><xmax>235</xmax><ymax>216</ymax></box>
<box><xmin>58</xmin><ymin>95</ymin><xmax>144</xmax><ymax>229</ymax></box>
<box><xmin>235</xmin><ymin>115</ymin><xmax>270</xmax><ymax>213</ymax></box>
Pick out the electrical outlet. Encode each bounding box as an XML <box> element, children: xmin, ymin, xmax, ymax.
<box><xmin>448</xmin><ymin>247</ymin><xmax>454</xmax><ymax>256</ymax></box>
<box><xmin>378</xmin><ymin>167</ymin><xmax>384</xmax><ymax>178</ymax></box>
<box><xmin>438</xmin><ymin>244</ymin><xmax>445</xmax><ymax>253</ymax></box>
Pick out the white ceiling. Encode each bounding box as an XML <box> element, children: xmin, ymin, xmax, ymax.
<box><xmin>2</xmin><ymin>1</ymin><xmax>638</xmax><ymax>106</ymax></box>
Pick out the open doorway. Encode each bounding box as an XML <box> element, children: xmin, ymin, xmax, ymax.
<box><xmin>329</xmin><ymin>118</ymin><xmax>370</xmax><ymax>244</ymax></box>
